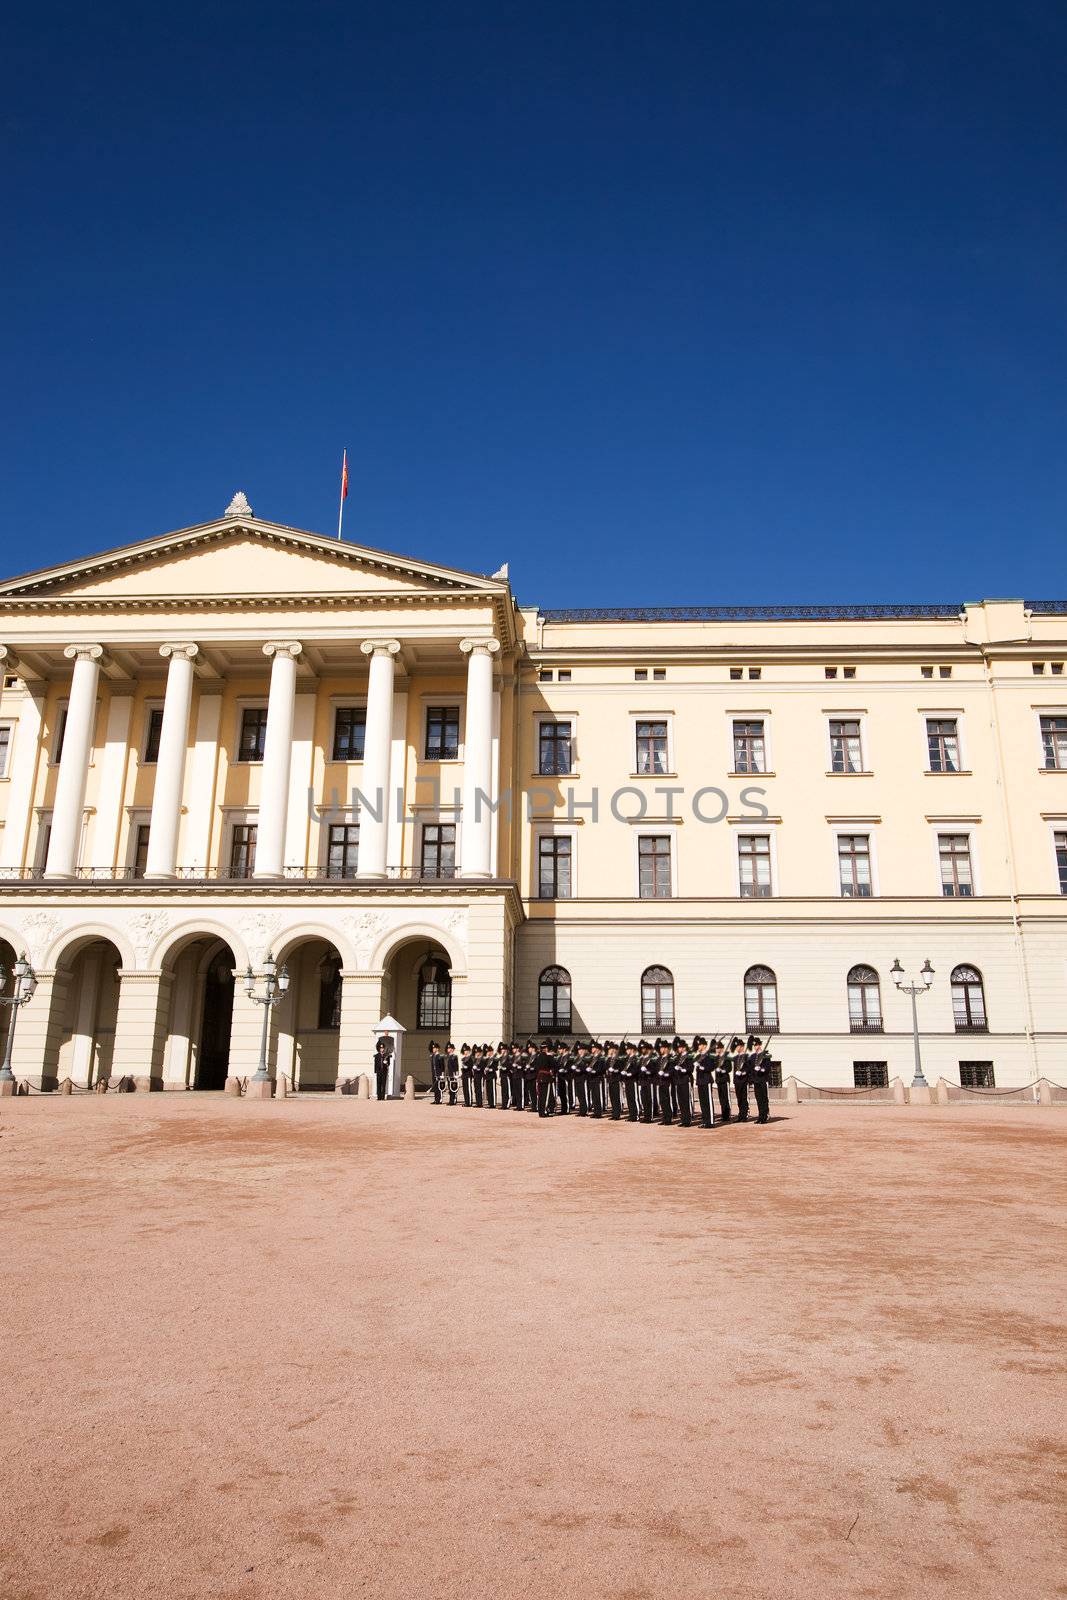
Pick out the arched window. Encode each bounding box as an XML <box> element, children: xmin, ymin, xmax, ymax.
<box><xmin>538</xmin><ymin>966</ymin><xmax>572</xmax><ymax>1033</ymax></box>
<box><xmin>641</xmin><ymin>966</ymin><xmax>675</xmax><ymax>1031</ymax></box>
<box><xmin>951</xmin><ymin>965</ymin><xmax>987</xmax><ymax>1032</ymax></box>
<box><xmin>417</xmin><ymin>953</ymin><xmax>451</xmax><ymax>1030</ymax></box>
<box><xmin>317</xmin><ymin>953</ymin><xmax>343</xmax><ymax>1030</ymax></box>
<box><xmin>744</xmin><ymin>965</ymin><xmax>778</xmax><ymax>1030</ymax></box>
<box><xmin>847</xmin><ymin>964</ymin><xmax>882</xmax><ymax>1032</ymax></box>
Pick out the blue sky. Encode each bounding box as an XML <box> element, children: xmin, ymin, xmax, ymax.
<box><xmin>3</xmin><ymin>1</ymin><xmax>1065</xmax><ymax>606</ymax></box>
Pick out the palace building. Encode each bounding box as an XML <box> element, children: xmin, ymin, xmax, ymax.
<box><xmin>0</xmin><ymin>492</ymin><xmax>1064</xmax><ymax>1092</ymax></box>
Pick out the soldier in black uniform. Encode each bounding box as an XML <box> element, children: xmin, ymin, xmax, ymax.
<box><xmin>730</xmin><ymin>1036</ymin><xmax>749</xmax><ymax>1121</ymax></box>
<box><xmin>445</xmin><ymin>1042</ymin><xmax>459</xmax><ymax>1106</ymax></box>
<box><xmin>482</xmin><ymin>1044</ymin><xmax>497</xmax><ymax>1109</ymax></box>
<box><xmin>429</xmin><ymin>1040</ymin><xmax>445</xmax><ymax>1105</ymax></box>
<box><xmin>523</xmin><ymin>1044</ymin><xmax>538</xmax><ymax>1112</ymax></box>
<box><xmin>572</xmin><ymin>1041</ymin><xmax>590</xmax><ymax>1115</ymax></box>
<box><xmin>672</xmin><ymin>1036</ymin><xmax>694</xmax><ymax>1128</ymax></box>
<box><xmin>373</xmin><ymin>1037</ymin><xmax>392</xmax><ymax>1100</ymax></box>
<box><xmin>459</xmin><ymin>1044</ymin><xmax>474</xmax><ymax>1107</ymax></box>
<box><xmin>535</xmin><ymin>1040</ymin><xmax>556</xmax><ymax>1116</ymax></box>
<box><xmin>497</xmin><ymin>1042</ymin><xmax>511</xmax><ymax>1109</ymax></box>
<box><xmin>622</xmin><ymin>1042</ymin><xmax>640</xmax><ymax>1122</ymax></box>
<box><xmin>657</xmin><ymin>1039</ymin><xmax>675</xmax><ymax>1125</ymax></box>
<box><xmin>509</xmin><ymin>1044</ymin><xmax>525</xmax><ymax>1109</ymax></box>
<box><xmin>712</xmin><ymin>1039</ymin><xmax>732</xmax><ymax>1122</ymax></box>
<box><xmin>637</xmin><ymin>1040</ymin><xmax>656</xmax><ymax>1122</ymax></box>
<box><xmin>693</xmin><ymin>1036</ymin><xmax>714</xmax><ymax>1128</ymax></box>
<box><xmin>588</xmin><ymin>1041</ymin><xmax>606</xmax><ymax>1118</ymax></box>
<box><xmin>748</xmin><ymin>1034</ymin><xmax>772</xmax><ymax>1124</ymax></box>
<box><xmin>605</xmin><ymin>1041</ymin><xmax>623</xmax><ymax>1120</ymax></box>
<box><xmin>554</xmin><ymin>1043</ymin><xmax>573</xmax><ymax>1114</ymax></box>
<box><xmin>471</xmin><ymin>1046</ymin><xmax>485</xmax><ymax>1108</ymax></box>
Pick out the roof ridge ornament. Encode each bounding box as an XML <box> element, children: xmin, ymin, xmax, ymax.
<box><xmin>224</xmin><ymin>491</ymin><xmax>253</xmax><ymax>519</ymax></box>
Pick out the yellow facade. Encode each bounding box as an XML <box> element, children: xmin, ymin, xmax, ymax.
<box><xmin>0</xmin><ymin>501</ymin><xmax>1064</xmax><ymax>1090</ymax></box>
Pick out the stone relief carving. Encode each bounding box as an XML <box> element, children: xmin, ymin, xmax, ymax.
<box><xmin>444</xmin><ymin>907</ymin><xmax>468</xmax><ymax>944</ymax></box>
<box><xmin>236</xmin><ymin>912</ymin><xmax>283</xmax><ymax>964</ymax></box>
<box><xmin>341</xmin><ymin>910</ymin><xmax>386</xmax><ymax>969</ymax></box>
<box><xmin>128</xmin><ymin>910</ymin><xmax>171</xmax><ymax>967</ymax></box>
<box><xmin>18</xmin><ymin>911</ymin><xmax>60</xmax><ymax>966</ymax></box>
<box><xmin>224</xmin><ymin>490</ymin><xmax>253</xmax><ymax>518</ymax></box>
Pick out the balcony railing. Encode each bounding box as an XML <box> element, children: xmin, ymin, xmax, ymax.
<box><xmin>0</xmin><ymin>863</ymin><xmax>470</xmax><ymax>885</ymax></box>
<box><xmin>953</xmin><ymin>1019</ymin><xmax>989</xmax><ymax>1034</ymax></box>
<box><xmin>849</xmin><ymin>1019</ymin><xmax>885</xmax><ymax>1033</ymax></box>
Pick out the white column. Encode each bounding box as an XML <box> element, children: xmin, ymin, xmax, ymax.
<box><xmin>356</xmin><ymin>639</ymin><xmax>401</xmax><ymax>879</ymax></box>
<box><xmin>253</xmin><ymin>641</ymin><xmax>302</xmax><ymax>880</ymax></box>
<box><xmin>0</xmin><ymin>662</ymin><xmax>46</xmax><ymax>874</ymax></box>
<box><xmin>145</xmin><ymin>643</ymin><xmax>198</xmax><ymax>879</ymax></box>
<box><xmin>184</xmin><ymin>692</ymin><xmax>222</xmax><ymax>875</ymax></box>
<box><xmin>90</xmin><ymin>692</ymin><xmax>133</xmax><ymax>876</ymax></box>
<box><xmin>45</xmin><ymin>644</ymin><xmax>103</xmax><ymax>879</ymax></box>
<box><xmin>459</xmin><ymin>638</ymin><xmax>500</xmax><ymax>880</ymax></box>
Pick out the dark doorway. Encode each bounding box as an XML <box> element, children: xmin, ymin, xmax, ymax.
<box><xmin>197</xmin><ymin>948</ymin><xmax>235</xmax><ymax>1090</ymax></box>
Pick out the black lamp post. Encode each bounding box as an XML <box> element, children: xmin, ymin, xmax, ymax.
<box><xmin>243</xmin><ymin>952</ymin><xmax>290</xmax><ymax>1085</ymax></box>
<box><xmin>0</xmin><ymin>952</ymin><xmax>38</xmax><ymax>1087</ymax></box>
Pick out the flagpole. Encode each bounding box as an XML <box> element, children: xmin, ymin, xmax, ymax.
<box><xmin>337</xmin><ymin>448</ymin><xmax>348</xmax><ymax>540</ymax></box>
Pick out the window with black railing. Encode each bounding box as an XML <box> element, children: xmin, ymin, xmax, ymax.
<box><xmin>538</xmin><ymin>720</ymin><xmax>573</xmax><ymax>775</ymax></box>
<box><xmin>425</xmin><ymin>706</ymin><xmax>460</xmax><ymax>761</ymax></box>
<box><xmin>951</xmin><ymin>965</ymin><xmax>988</xmax><ymax>1032</ymax></box>
<box><xmin>332</xmin><ymin>707</ymin><xmax>366</xmax><ymax>763</ymax></box>
<box><xmin>420</xmin><ymin>823</ymin><xmax>456</xmax><ymax>879</ymax></box>
<box><xmin>538</xmin><ymin>965</ymin><xmax>572</xmax><ymax>1032</ymax></box>
<box><xmin>847</xmin><ymin>964</ymin><xmax>883</xmax><ymax>1031</ymax></box>
<box><xmin>641</xmin><ymin>965</ymin><xmax>675</xmax><ymax>1032</ymax></box>
<box><xmin>326</xmin><ymin>824</ymin><xmax>359</xmax><ymax>879</ymax></box>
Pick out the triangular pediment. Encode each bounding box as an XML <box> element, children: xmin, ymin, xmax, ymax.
<box><xmin>0</xmin><ymin>515</ymin><xmax>509</xmax><ymax>605</ymax></box>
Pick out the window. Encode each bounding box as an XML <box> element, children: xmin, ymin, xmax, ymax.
<box><xmin>843</xmin><ymin>667</ymin><xmax>856</xmax><ymax>680</ymax></box>
<box><xmin>1052</xmin><ymin>662</ymin><xmax>1064</xmax><ymax>676</ymax></box>
<box><xmin>921</xmin><ymin>666</ymin><xmax>934</xmax><ymax>679</ymax></box>
<box><xmin>229</xmin><ymin>824</ymin><xmax>257</xmax><ymax>879</ymax></box>
<box><xmin>538</xmin><ymin>669</ymin><xmax>553</xmax><ymax>683</ymax></box>
<box><xmin>317</xmin><ymin>954</ymin><xmax>342</xmax><ymax>1029</ymax></box>
<box><xmin>1056</xmin><ymin>830</ymin><xmax>1067</xmax><ymax>894</ymax></box>
<box><xmin>143</xmin><ymin>708</ymin><xmax>164</xmax><ymax>764</ymax></box>
<box><xmin>939</xmin><ymin>834</ymin><xmax>974</xmax><ymax>897</ymax></box>
<box><xmin>951</xmin><ymin>965</ymin><xmax>987</xmax><ymax>1031</ymax></box>
<box><xmin>238</xmin><ymin>708</ymin><xmax>268</xmax><ymax>762</ymax></box>
<box><xmin>425</xmin><ymin>706</ymin><xmax>460</xmax><ymax>761</ymax></box>
<box><xmin>53</xmin><ymin>707</ymin><xmax>68</xmax><ymax>763</ymax></box>
<box><xmin>729</xmin><ymin>668</ymin><xmax>743</xmax><ymax>681</ymax></box>
<box><xmin>420</xmin><ymin>823</ymin><xmax>456</xmax><ymax>879</ymax></box>
<box><xmin>326</xmin><ymin>823</ymin><xmax>359</xmax><ymax>879</ymax></box>
<box><xmin>825</xmin><ymin>667</ymin><xmax>838</xmax><ymax>680</ymax></box>
<box><xmin>960</xmin><ymin>1061</ymin><xmax>995</xmax><ymax>1088</ymax></box>
<box><xmin>641</xmin><ymin>966</ymin><xmax>675</xmax><ymax>1031</ymax></box>
<box><xmin>332</xmin><ymin>707</ymin><xmax>366</xmax><ymax>762</ymax></box>
<box><xmin>538</xmin><ymin>835</ymin><xmax>572</xmax><ymax>899</ymax></box>
<box><xmin>2</xmin><ymin>675</ymin><xmax>17</xmax><ymax>689</ymax></box>
<box><xmin>132</xmin><ymin>823</ymin><xmax>150</xmax><ymax>880</ymax></box>
<box><xmin>829</xmin><ymin>718</ymin><xmax>863</xmax><ymax>773</ymax></box>
<box><xmin>847</xmin><ymin>965</ymin><xmax>882</xmax><ymax>1031</ymax></box>
<box><xmin>652</xmin><ymin>668</ymin><xmax>665</xmax><ymax>682</ymax></box>
<box><xmin>939</xmin><ymin>666</ymin><xmax>952</xmax><ymax>679</ymax></box>
<box><xmin>635</xmin><ymin>720</ymin><xmax>669</xmax><ymax>775</ymax></box>
<box><xmin>838</xmin><ymin>834</ymin><xmax>872</xmax><ymax>897</ymax></box>
<box><xmin>538</xmin><ymin>720</ymin><xmax>573</xmax><ymax>775</ymax></box>
<box><xmin>1040</xmin><ymin>715</ymin><xmax>1067</xmax><ymax>770</ymax></box>
<box><xmin>638</xmin><ymin>834</ymin><xmax>672</xmax><ymax>898</ymax></box>
<box><xmin>738</xmin><ymin>833</ymin><xmax>772</xmax><ymax>897</ymax></box>
<box><xmin>748</xmin><ymin>668</ymin><xmax>761</xmax><ymax>681</ymax></box>
<box><xmin>538</xmin><ymin>966</ymin><xmax>571</xmax><ymax>1033</ymax></box>
<box><xmin>1032</xmin><ymin>662</ymin><xmax>1046</xmax><ymax>675</ymax></box>
<box><xmin>0</xmin><ymin>722</ymin><xmax>12</xmax><ymax>779</ymax></box>
<box><xmin>927</xmin><ymin>717</ymin><xmax>960</xmax><ymax>773</ymax></box>
<box><xmin>634</xmin><ymin>669</ymin><xmax>648</xmax><ymax>682</ymax></box>
<box><xmin>853</xmin><ymin>1061</ymin><xmax>888</xmax><ymax>1088</ymax></box>
<box><xmin>557</xmin><ymin>669</ymin><xmax>572</xmax><ymax>683</ymax></box>
<box><xmin>744</xmin><ymin>965</ymin><xmax>778</xmax><ymax>1030</ymax></box>
<box><xmin>732</xmin><ymin>719</ymin><xmax>766</xmax><ymax>774</ymax></box>
<box><xmin>418</xmin><ymin>963</ymin><xmax>452</xmax><ymax>1030</ymax></box>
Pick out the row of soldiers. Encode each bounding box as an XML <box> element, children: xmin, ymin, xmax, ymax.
<box><xmin>427</xmin><ymin>1036</ymin><xmax>775</xmax><ymax>1126</ymax></box>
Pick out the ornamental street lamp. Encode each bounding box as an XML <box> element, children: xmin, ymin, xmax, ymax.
<box><xmin>890</xmin><ymin>957</ymin><xmax>935</xmax><ymax>1089</ymax></box>
<box><xmin>0</xmin><ymin>953</ymin><xmax>38</xmax><ymax>1087</ymax></box>
<box><xmin>243</xmin><ymin>952</ymin><xmax>290</xmax><ymax>1086</ymax></box>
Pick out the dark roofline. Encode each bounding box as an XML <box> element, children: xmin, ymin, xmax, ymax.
<box><xmin>539</xmin><ymin>601</ymin><xmax>1067</xmax><ymax>623</ymax></box>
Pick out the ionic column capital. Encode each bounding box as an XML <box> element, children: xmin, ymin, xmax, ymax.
<box><xmin>360</xmin><ymin>638</ymin><xmax>402</xmax><ymax>659</ymax></box>
<box><xmin>262</xmin><ymin>640</ymin><xmax>303</xmax><ymax>661</ymax></box>
<box><xmin>459</xmin><ymin>638</ymin><xmax>501</xmax><ymax>658</ymax></box>
<box><xmin>63</xmin><ymin>643</ymin><xmax>105</xmax><ymax>664</ymax></box>
<box><xmin>159</xmin><ymin>642</ymin><xmax>199</xmax><ymax>663</ymax></box>
<box><xmin>0</xmin><ymin>645</ymin><xmax>20</xmax><ymax>669</ymax></box>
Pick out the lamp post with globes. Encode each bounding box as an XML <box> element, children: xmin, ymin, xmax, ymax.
<box><xmin>0</xmin><ymin>952</ymin><xmax>38</xmax><ymax>1094</ymax></box>
<box><xmin>243</xmin><ymin>952</ymin><xmax>289</xmax><ymax>1096</ymax></box>
<box><xmin>890</xmin><ymin>957</ymin><xmax>935</xmax><ymax>1091</ymax></box>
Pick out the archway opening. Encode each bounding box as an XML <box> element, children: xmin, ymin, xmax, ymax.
<box><xmin>381</xmin><ymin>938</ymin><xmax>453</xmax><ymax>1087</ymax></box>
<box><xmin>51</xmin><ymin>937</ymin><xmax>123</xmax><ymax>1088</ymax></box>
<box><xmin>198</xmin><ymin>947</ymin><xmax>235</xmax><ymax>1090</ymax></box>
<box><xmin>159</xmin><ymin>936</ymin><xmax>237</xmax><ymax>1090</ymax></box>
<box><xmin>0</xmin><ymin>939</ymin><xmax>16</xmax><ymax>1064</ymax></box>
<box><xmin>271</xmin><ymin>937</ymin><xmax>344</xmax><ymax>1091</ymax></box>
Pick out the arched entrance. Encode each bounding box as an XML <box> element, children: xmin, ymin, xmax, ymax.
<box><xmin>382</xmin><ymin>937</ymin><xmax>453</xmax><ymax>1087</ymax></box>
<box><xmin>159</xmin><ymin>936</ymin><xmax>237</xmax><ymax>1090</ymax></box>
<box><xmin>270</xmin><ymin>937</ymin><xmax>343</xmax><ymax>1091</ymax></box>
<box><xmin>47</xmin><ymin>937</ymin><xmax>123</xmax><ymax>1088</ymax></box>
<box><xmin>0</xmin><ymin>939</ymin><xmax>16</xmax><ymax>1066</ymax></box>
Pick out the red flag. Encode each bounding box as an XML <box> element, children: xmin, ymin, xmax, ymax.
<box><xmin>340</xmin><ymin>449</ymin><xmax>349</xmax><ymax>502</ymax></box>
